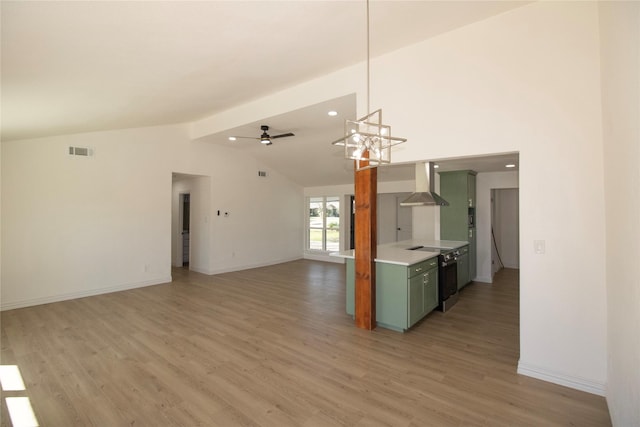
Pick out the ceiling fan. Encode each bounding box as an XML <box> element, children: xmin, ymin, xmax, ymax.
<box><xmin>232</xmin><ymin>125</ymin><xmax>295</xmax><ymax>146</ymax></box>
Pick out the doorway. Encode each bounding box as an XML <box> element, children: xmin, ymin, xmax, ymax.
<box><xmin>180</xmin><ymin>193</ymin><xmax>190</xmax><ymax>267</ymax></box>
<box><xmin>171</xmin><ymin>173</ymin><xmax>210</xmax><ymax>272</ymax></box>
<box><xmin>491</xmin><ymin>188</ymin><xmax>519</xmax><ymax>277</ymax></box>
<box><xmin>396</xmin><ymin>195</ymin><xmax>413</xmax><ymax>241</ymax></box>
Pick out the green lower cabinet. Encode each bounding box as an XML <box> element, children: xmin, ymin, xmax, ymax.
<box><xmin>345</xmin><ymin>257</ymin><xmax>438</xmax><ymax>332</ymax></box>
<box><xmin>456</xmin><ymin>245</ymin><xmax>470</xmax><ymax>290</ymax></box>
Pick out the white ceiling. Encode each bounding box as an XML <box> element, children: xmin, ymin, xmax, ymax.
<box><xmin>199</xmin><ymin>94</ymin><xmax>519</xmax><ymax>187</ymax></box>
<box><xmin>2</xmin><ymin>0</ymin><xmax>526</xmax><ymax>186</ymax></box>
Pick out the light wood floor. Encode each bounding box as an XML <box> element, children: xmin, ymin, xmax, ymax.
<box><xmin>1</xmin><ymin>260</ymin><xmax>610</xmax><ymax>426</ymax></box>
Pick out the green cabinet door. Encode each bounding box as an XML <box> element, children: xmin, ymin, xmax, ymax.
<box><xmin>468</xmin><ymin>228</ymin><xmax>477</xmax><ymax>281</ymax></box>
<box><xmin>424</xmin><ymin>267</ymin><xmax>439</xmax><ymax>312</ymax></box>
<box><xmin>376</xmin><ymin>262</ymin><xmax>410</xmax><ymax>330</ymax></box>
<box><xmin>440</xmin><ymin>171</ymin><xmax>470</xmax><ymax>242</ymax></box>
<box><xmin>408</xmin><ymin>273</ymin><xmax>424</xmax><ymax>327</ymax></box>
<box><xmin>456</xmin><ymin>246</ymin><xmax>470</xmax><ymax>290</ymax></box>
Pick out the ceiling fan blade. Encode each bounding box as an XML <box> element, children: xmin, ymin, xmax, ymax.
<box><xmin>233</xmin><ymin>136</ymin><xmax>259</xmax><ymax>140</ymax></box>
<box><xmin>271</xmin><ymin>132</ymin><xmax>295</xmax><ymax>139</ymax></box>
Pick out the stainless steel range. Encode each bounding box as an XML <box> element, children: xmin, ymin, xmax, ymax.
<box><xmin>407</xmin><ymin>246</ymin><xmax>460</xmax><ymax>312</ymax></box>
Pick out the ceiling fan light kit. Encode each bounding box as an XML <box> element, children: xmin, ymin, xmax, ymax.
<box><xmin>233</xmin><ymin>125</ymin><xmax>295</xmax><ymax>146</ymax></box>
<box><xmin>260</xmin><ymin>125</ymin><xmax>272</xmax><ymax>145</ymax></box>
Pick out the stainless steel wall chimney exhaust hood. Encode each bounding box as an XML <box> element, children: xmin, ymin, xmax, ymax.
<box><xmin>400</xmin><ymin>162</ymin><xmax>449</xmax><ymax>206</ymax></box>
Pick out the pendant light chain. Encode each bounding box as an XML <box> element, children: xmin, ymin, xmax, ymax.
<box><xmin>366</xmin><ymin>0</ymin><xmax>370</xmax><ymax>116</ymax></box>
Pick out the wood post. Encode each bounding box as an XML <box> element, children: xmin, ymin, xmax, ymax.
<box><xmin>354</xmin><ymin>163</ymin><xmax>377</xmax><ymax>330</ymax></box>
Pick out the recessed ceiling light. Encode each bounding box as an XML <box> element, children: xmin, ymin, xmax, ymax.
<box><xmin>228</xmin><ymin>136</ymin><xmax>237</xmax><ymax>141</ymax></box>
<box><xmin>328</xmin><ymin>111</ymin><xmax>338</xmax><ymax>117</ymax></box>
<box><xmin>505</xmin><ymin>164</ymin><xmax>516</xmax><ymax>168</ymax></box>
<box><xmin>433</xmin><ymin>164</ymin><xmax>439</xmax><ymax>169</ymax></box>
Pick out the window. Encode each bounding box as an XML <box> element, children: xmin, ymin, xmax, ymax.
<box><xmin>307</xmin><ymin>196</ymin><xmax>340</xmax><ymax>251</ymax></box>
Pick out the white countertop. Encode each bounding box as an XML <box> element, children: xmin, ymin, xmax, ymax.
<box><xmin>329</xmin><ymin>239</ymin><xmax>469</xmax><ymax>266</ymax></box>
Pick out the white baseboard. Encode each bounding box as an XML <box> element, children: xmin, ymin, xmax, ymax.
<box><xmin>202</xmin><ymin>256</ymin><xmax>304</xmax><ymax>276</ymax></box>
<box><xmin>517</xmin><ymin>361</ymin><xmax>606</xmax><ymax>396</ymax></box>
<box><xmin>1</xmin><ymin>276</ymin><xmax>172</xmax><ymax>311</ymax></box>
<box><xmin>187</xmin><ymin>265</ymin><xmax>216</xmax><ymax>275</ymax></box>
<box><xmin>474</xmin><ymin>275</ymin><xmax>493</xmax><ymax>283</ymax></box>
<box><xmin>303</xmin><ymin>252</ymin><xmax>345</xmax><ymax>264</ymax></box>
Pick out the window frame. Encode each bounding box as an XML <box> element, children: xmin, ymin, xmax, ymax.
<box><xmin>306</xmin><ymin>196</ymin><xmax>341</xmax><ymax>252</ymax></box>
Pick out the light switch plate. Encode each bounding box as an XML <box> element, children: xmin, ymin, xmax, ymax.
<box><xmin>534</xmin><ymin>240</ymin><xmax>546</xmax><ymax>254</ymax></box>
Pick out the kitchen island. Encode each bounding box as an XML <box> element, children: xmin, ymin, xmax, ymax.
<box><xmin>331</xmin><ymin>239</ymin><xmax>468</xmax><ymax>332</ymax></box>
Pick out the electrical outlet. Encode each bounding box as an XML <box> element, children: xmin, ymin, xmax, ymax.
<box><xmin>534</xmin><ymin>240</ymin><xmax>546</xmax><ymax>254</ymax></box>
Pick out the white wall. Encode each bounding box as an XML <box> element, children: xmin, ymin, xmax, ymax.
<box><xmin>599</xmin><ymin>2</ymin><xmax>640</xmax><ymax>425</ymax></box>
<box><xmin>188</xmin><ymin>177</ymin><xmax>212</xmax><ymax>273</ymax></box>
<box><xmin>1</xmin><ymin>124</ymin><xmax>304</xmax><ymax>309</ymax></box>
<box><xmin>207</xmin><ymin>158</ymin><xmax>303</xmax><ymax>274</ymax></box>
<box><xmin>1</xmin><ymin>131</ymin><xmax>2</xmax><ymax>306</ymax></box>
<box><xmin>1</xmin><ymin>126</ymin><xmax>179</xmax><ymax>308</ymax></box>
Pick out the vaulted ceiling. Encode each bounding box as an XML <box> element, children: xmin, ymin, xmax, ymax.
<box><xmin>2</xmin><ymin>1</ymin><xmax>526</xmax><ymax>185</ymax></box>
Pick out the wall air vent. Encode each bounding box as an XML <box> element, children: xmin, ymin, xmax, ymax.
<box><xmin>68</xmin><ymin>146</ymin><xmax>93</xmax><ymax>157</ymax></box>
<box><xmin>258</xmin><ymin>171</ymin><xmax>267</xmax><ymax>177</ymax></box>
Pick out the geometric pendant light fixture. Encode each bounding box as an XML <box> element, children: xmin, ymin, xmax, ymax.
<box><xmin>331</xmin><ymin>0</ymin><xmax>406</xmax><ymax>170</ymax></box>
